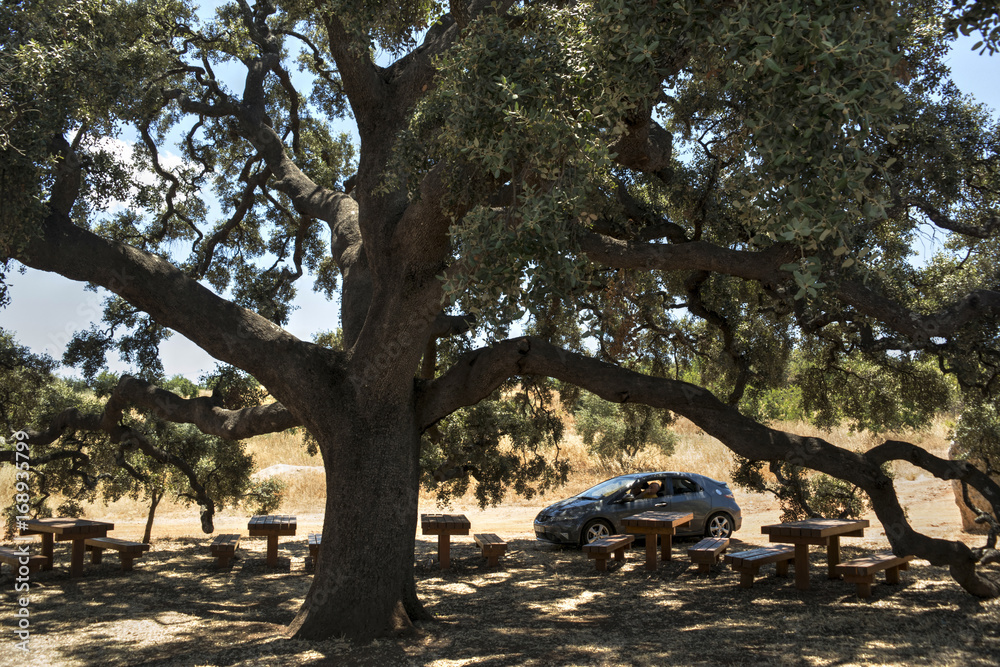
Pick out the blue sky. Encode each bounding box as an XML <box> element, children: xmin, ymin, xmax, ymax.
<box><xmin>1</xmin><ymin>36</ymin><xmax>997</xmax><ymax>380</ymax></box>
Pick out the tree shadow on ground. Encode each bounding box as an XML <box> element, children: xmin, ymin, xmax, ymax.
<box><xmin>4</xmin><ymin>536</ymin><xmax>999</xmax><ymax>666</ymax></box>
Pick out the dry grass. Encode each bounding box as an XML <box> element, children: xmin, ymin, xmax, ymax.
<box><xmin>244</xmin><ymin>430</ymin><xmax>322</xmax><ymax>470</ymax></box>
<box><xmin>0</xmin><ymin>415</ymin><xmax>955</xmax><ymax>523</ymax></box>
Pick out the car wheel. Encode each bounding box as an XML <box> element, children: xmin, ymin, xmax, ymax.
<box><xmin>705</xmin><ymin>513</ymin><xmax>733</xmax><ymax>538</ymax></box>
<box><xmin>581</xmin><ymin>519</ymin><xmax>614</xmax><ymax>545</ymax></box>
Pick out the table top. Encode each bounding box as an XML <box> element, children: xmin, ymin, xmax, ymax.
<box><xmin>21</xmin><ymin>518</ymin><xmax>114</xmax><ymax>536</ymax></box>
<box><xmin>620</xmin><ymin>511</ymin><xmax>694</xmax><ymax>529</ymax></box>
<box><xmin>248</xmin><ymin>515</ymin><xmax>297</xmax><ymax>532</ymax></box>
<box><xmin>761</xmin><ymin>518</ymin><xmax>869</xmax><ymax>539</ymax></box>
<box><xmin>420</xmin><ymin>513</ymin><xmax>471</xmax><ymax>532</ymax></box>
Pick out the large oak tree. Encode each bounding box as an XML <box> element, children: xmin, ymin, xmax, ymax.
<box><xmin>3</xmin><ymin>0</ymin><xmax>1000</xmax><ymax>641</ymax></box>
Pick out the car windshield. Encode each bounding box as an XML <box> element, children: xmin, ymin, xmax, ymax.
<box><xmin>577</xmin><ymin>476</ymin><xmax>638</xmax><ymax>500</ymax></box>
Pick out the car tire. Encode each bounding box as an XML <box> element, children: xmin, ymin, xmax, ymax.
<box><xmin>581</xmin><ymin>519</ymin><xmax>614</xmax><ymax>546</ymax></box>
<box><xmin>705</xmin><ymin>512</ymin><xmax>734</xmax><ymax>538</ymax></box>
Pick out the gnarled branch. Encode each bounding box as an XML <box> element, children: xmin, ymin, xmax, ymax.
<box><xmin>418</xmin><ymin>336</ymin><xmax>1000</xmax><ymax>596</ymax></box>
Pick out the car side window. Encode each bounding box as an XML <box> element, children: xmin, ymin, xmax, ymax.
<box><xmin>672</xmin><ymin>478</ymin><xmax>699</xmax><ymax>495</ymax></box>
<box><xmin>629</xmin><ymin>478</ymin><xmax>665</xmax><ymax>500</ymax></box>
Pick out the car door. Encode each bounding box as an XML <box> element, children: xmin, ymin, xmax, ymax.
<box><xmin>607</xmin><ymin>476</ymin><xmax>667</xmax><ymax>530</ymax></box>
<box><xmin>667</xmin><ymin>475</ymin><xmax>711</xmax><ymax>533</ymax></box>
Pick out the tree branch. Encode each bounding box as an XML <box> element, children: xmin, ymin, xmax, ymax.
<box><xmin>12</xmin><ymin>211</ymin><xmax>302</xmax><ymax>389</ymax></box>
<box><xmin>903</xmin><ymin>197</ymin><xmax>1000</xmax><ymax>239</ymax></box>
<box><xmin>579</xmin><ymin>232</ymin><xmax>1000</xmax><ymax>354</ymax></box>
<box><xmin>835</xmin><ymin>280</ymin><xmax>1000</xmax><ymax>343</ymax></box>
<box><xmin>23</xmin><ymin>376</ymin><xmax>299</xmax><ymax>445</ymax></box>
<box><xmin>418</xmin><ymin>336</ymin><xmax>1000</xmax><ymax>596</ymax></box>
<box><xmin>578</xmin><ymin>233</ymin><xmax>797</xmax><ymax>288</ymax></box>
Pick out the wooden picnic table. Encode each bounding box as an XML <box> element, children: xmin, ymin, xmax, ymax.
<box><xmin>761</xmin><ymin>518</ymin><xmax>869</xmax><ymax>590</ymax></box>
<box><xmin>247</xmin><ymin>515</ymin><xmax>297</xmax><ymax>567</ymax></box>
<box><xmin>420</xmin><ymin>513</ymin><xmax>471</xmax><ymax>570</ymax></box>
<box><xmin>620</xmin><ymin>510</ymin><xmax>694</xmax><ymax>570</ymax></box>
<box><xmin>21</xmin><ymin>517</ymin><xmax>114</xmax><ymax>577</ymax></box>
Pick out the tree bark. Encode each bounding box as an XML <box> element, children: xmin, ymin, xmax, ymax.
<box><xmin>287</xmin><ymin>388</ymin><xmax>426</xmax><ymax>640</ymax></box>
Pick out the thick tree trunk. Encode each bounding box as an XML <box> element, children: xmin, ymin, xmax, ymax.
<box><xmin>287</xmin><ymin>393</ymin><xmax>426</xmax><ymax>640</ymax></box>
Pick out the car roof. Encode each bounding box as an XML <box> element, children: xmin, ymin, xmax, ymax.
<box><xmin>640</xmin><ymin>471</ymin><xmax>697</xmax><ymax>477</ymax></box>
<box><xmin>639</xmin><ymin>472</ymin><xmax>719</xmax><ymax>483</ymax></box>
<box><xmin>611</xmin><ymin>471</ymin><xmax>716</xmax><ymax>482</ymax></box>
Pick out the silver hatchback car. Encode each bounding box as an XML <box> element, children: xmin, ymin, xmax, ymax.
<box><xmin>533</xmin><ymin>471</ymin><xmax>742</xmax><ymax>546</ymax></box>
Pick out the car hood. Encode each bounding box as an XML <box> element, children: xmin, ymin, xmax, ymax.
<box><xmin>540</xmin><ymin>496</ymin><xmax>600</xmax><ymax>515</ymax></box>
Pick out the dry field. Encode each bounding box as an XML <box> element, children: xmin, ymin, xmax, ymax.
<box><xmin>2</xmin><ymin>419</ymin><xmax>1000</xmax><ymax>666</ymax></box>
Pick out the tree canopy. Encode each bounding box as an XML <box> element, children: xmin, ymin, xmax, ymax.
<box><xmin>3</xmin><ymin>0</ymin><xmax>1000</xmax><ymax>642</ymax></box>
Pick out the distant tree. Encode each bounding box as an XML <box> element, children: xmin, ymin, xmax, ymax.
<box><xmin>161</xmin><ymin>374</ymin><xmax>201</xmax><ymax>399</ymax></box>
<box><xmin>574</xmin><ymin>390</ymin><xmax>676</xmax><ymax>467</ymax></box>
<box><xmin>0</xmin><ymin>329</ymin><xmax>280</xmax><ymax>538</ymax></box>
<box><xmin>950</xmin><ymin>399</ymin><xmax>1000</xmax><ymax>537</ymax></box>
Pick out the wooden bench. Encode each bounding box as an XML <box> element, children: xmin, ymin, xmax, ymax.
<box><xmin>725</xmin><ymin>545</ymin><xmax>795</xmax><ymax>588</ymax></box>
<box><xmin>209</xmin><ymin>534</ymin><xmax>241</xmax><ymax>567</ymax></box>
<box><xmin>308</xmin><ymin>533</ymin><xmax>321</xmax><ymax>562</ymax></box>
<box><xmin>834</xmin><ymin>552</ymin><xmax>915</xmax><ymax>599</ymax></box>
<box><xmin>582</xmin><ymin>534</ymin><xmax>634</xmax><ymax>572</ymax></box>
<box><xmin>688</xmin><ymin>537</ymin><xmax>730</xmax><ymax>574</ymax></box>
<box><xmin>474</xmin><ymin>533</ymin><xmax>508</xmax><ymax>567</ymax></box>
<box><xmin>0</xmin><ymin>546</ymin><xmax>48</xmax><ymax>574</ymax></box>
<box><xmin>84</xmin><ymin>537</ymin><xmax>150</xmax><ymax>572</ymax></box>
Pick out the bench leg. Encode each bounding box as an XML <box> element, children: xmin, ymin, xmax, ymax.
<box><xmin>614</xmin><ymin>546</ymin><xmax>626</xmax><ymax>564</ymax></box>
<box><xmin>885</xmin><ymin>565</ymin><xmax>901</xmax><ymax>585</ymax></box>
<box><xmin>697</xmin><ymin>561</ymin><xmax>711</xmax><ymax>574</ymax></box>
<box><xmin>776</xmin><ymin>559</ymin><xmax>790</xmax><ymax>577</ymax></box>
<box><xmin>739</xmin><ymin>569</ymin><xmax>755</xmax><ymax>589</ymax></box>
<box><xmin>91</xmin><ymin>548</ymin><xmax>104</xmax><ymax>564</ymax></box>
<box><xmin>266</xmin><ymin>534</ymin><xmax>279</xmax><ymax>567</ymax></box>
<box><xmin>855</xmin><ymin>581</ymin><xmax>873</xmax><ymax>599</ymax></box>
<box><xmin>217</xmin><ymin>554</ymin><xmax>232</xmax><ymax>567</ymax></box>
<box><xmin>121</xmin><ymin>555</ymin><xmax>136</xmax><ymax>572</ymax></box>
<box><xmin>594</xmin><ymin>555</ymin><xmax>609</xmax><ymax>572</ymax></box>
<box><xmin>438</xmin><ymin>535</ymin><xmax>451</xmax><ymax>570</ymax></box>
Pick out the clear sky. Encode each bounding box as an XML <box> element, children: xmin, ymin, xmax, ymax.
<box><xmin>1</xmin><ymin>36</ymin><xmax>997</xmax><ymax>380</ymax></box>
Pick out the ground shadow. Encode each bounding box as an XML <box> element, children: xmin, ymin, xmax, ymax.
<box><xmin>3</xmin><ymin>536</ymin><xmax>998</xmax><ymax>666</ymax></box>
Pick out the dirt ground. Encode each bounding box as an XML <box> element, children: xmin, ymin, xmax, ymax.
<box><xmin>3</xmin><ymin>475</ymin><xmax>999</xmax><ymax>667</ymax></box>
